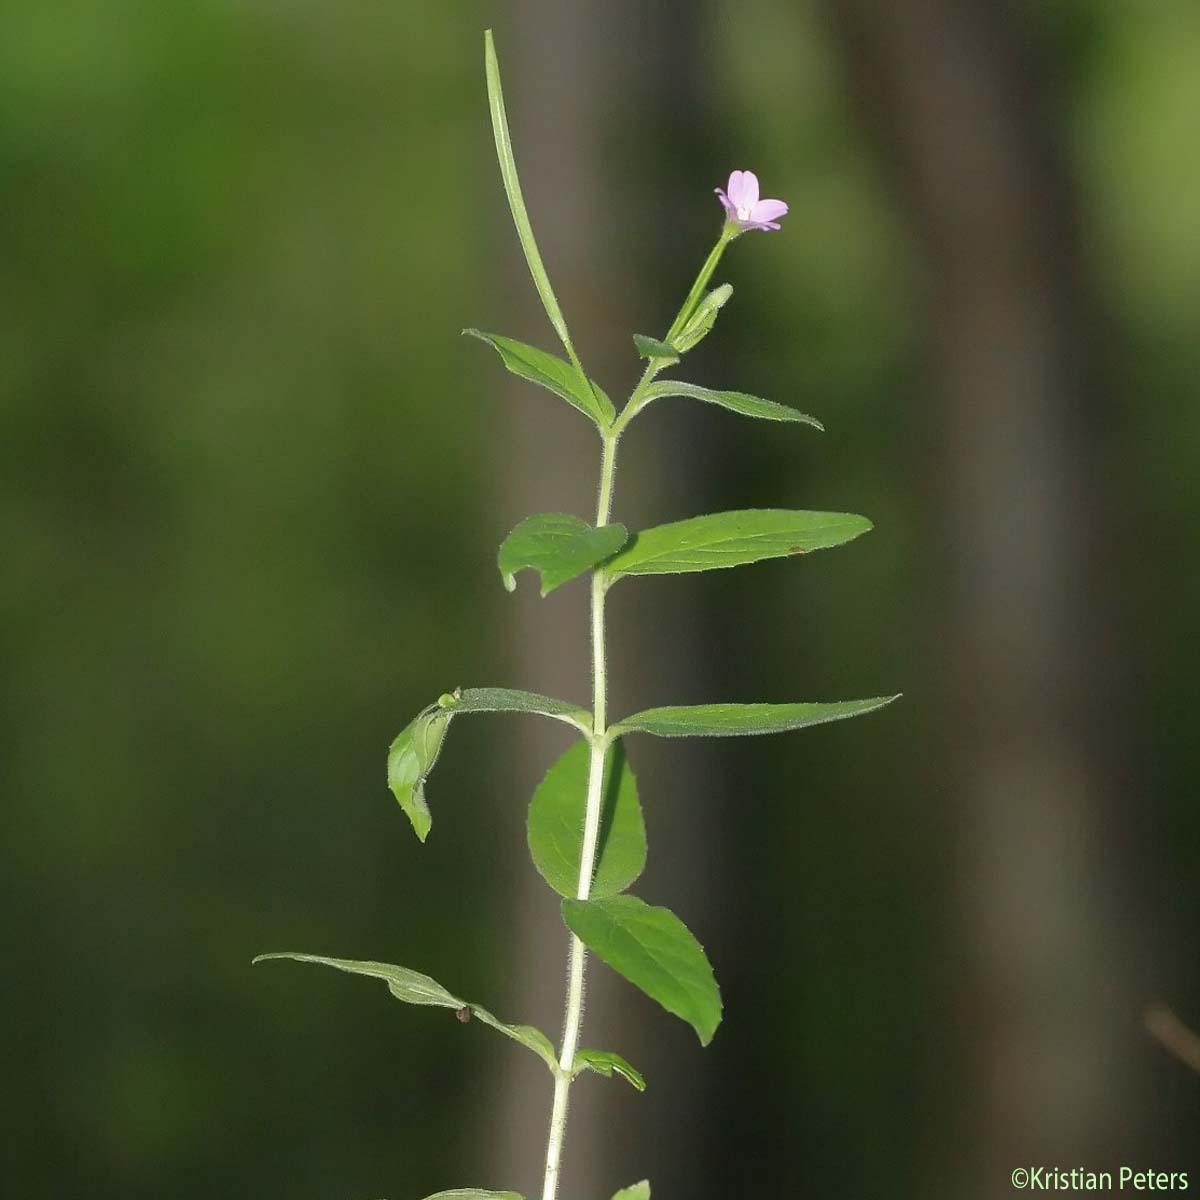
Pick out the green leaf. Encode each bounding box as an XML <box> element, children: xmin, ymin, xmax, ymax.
<box><xmin>464</xmin><ymin>330</ymin><xmax>613</xmax><ymax>426</ymax></box>
<box><xmin>389</xmin><ymin>689</ymin><xmax>590</xmax><ymax>841</ymax></box>
<box><xmin>604</xmin><ymin>509</ymin><xmax>871</xmax><ymax>581</ymax></box>
<box><xmin>632</xmin><ymin>334</ymin><xmax>679</xmax><ymax>362</ymax></box>
<box><xmin>610</xmin><ymin>696</ymin><xmax>900</xmax><ymax>739</ymax></box>
<box><xmin>423</xmin><ymin>1191</ymin><xmax>525</xmax><ymax>1199</ymax></box>
<box><xmin>527</xmin><ymin>741</ymin><xmax>646</xmax><ymax>899</ymax></box>
<box><xmin>637</xmin><ymin>381</ymin><xmax>822</xmax><ymax>430</ymax></box>
<box><xmin>438</xmin><ymin>687</ymin><xmax>591</xmax><ymax>732</ymax></box>
<box><xmin>611</xmin><ymin>1184</ymin><xmax>651</xmax><ymax>1200</ymax></box>
<box><xmin>253</xmin><ymin>953</ymin><xmax>558</xmax><ymax>1072</ymax></box>
<box><xmin>574</xmin><ymin>1047</ymin><xmax>646</xmax><ymax>1092</ymax></box>
<box><xmin>561</xmin><ymin>895</ymin><xmax>722</xmax><ymax>1045</ymax></box>
<box><xmin>498</xmin><ymin>514</ymin><xmax>628</xmax><ymax>596</ymax></box>
<box><xmin>387</xmin><ymin>706</ymin><xmax>452</xmax><ymax>842</ymax></box>
<box><xmin>483</xmin><ymin>32</ymin><xmax>608</xmax><ymax>430</ymax></box>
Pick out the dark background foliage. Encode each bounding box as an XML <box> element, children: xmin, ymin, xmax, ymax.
<box><xmin>3</xmin><ymin>2</ymin><xmax>1198</xmax><ymax>1198</ymax></box>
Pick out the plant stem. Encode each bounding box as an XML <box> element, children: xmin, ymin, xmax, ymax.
<box><xmin>540</xmin><ymin>431</ymin><xmax>617</xmax><ymax>1200</ymax></box>
<box><xmin>664</xmin><ymin>224</ymin><xmax>736</xmax><ymax>344</ymax></box>
<box><xmin>540</xmin><ymin>228</ymin><xmax>733</xmax><ymax>1199</ymax></box>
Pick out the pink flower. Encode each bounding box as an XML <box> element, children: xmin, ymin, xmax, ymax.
<box><xmin>715</xmin><ymin>170</ymin><xmax>788</xmax><ymax>232</ymax></box>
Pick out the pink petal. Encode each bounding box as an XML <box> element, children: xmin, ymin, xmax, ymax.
<box><xmin>714</xmin><ymin>187</ymin><xmax>737</xmax><ymax>218</ymax></box>
<box><xmin>749</xmin><ymin>198</ymin><xmax>788</xmax><ymax>224</ymax></box>
<box><xmin>731</xmin><ymin>170</ymin><xmax>760</xmax><ymax>209</ymax></box>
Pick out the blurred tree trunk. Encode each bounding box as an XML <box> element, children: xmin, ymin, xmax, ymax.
<box><xmin>818</xmin><ymin>0</ymin><xmax>1155</xmax><ymax>1192</ymax></box>
<box><xmin>485</xmin><ymin>6</ymin><xmax>717</xmax><ymax>1199</ymax></box>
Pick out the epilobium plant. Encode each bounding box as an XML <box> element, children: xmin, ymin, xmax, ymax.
<box><xmin>256</xmin><ymin>31</ymin><xmax>897</xmax><ymax>1200</ymax></box>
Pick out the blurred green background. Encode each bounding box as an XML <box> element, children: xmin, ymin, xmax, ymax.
<box><xmin>3</xmin><ymin>2</ymin><xmax>1199</xmax><ymax>1197</ymax></box>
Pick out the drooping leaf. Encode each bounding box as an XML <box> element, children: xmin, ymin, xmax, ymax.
<box><xmin>527</xmin><ymin>741</ymin><xmax>646</xmax><ymax>899</ymax></box>
<box><xmin>574</xmin><ymin>1047</ymin><xmax>646</xmax><ymax>1092</ymax></box>
<box><xmin>635</xmin><ymin>381</ymin><xmax>822</xmax><ymax>430</ymax></box>
<box><xmin>388</xmin><ymin>706</ymin><xmax>452</xmax><ymax>842</ymax></box>
<box><xmin>604</xmin><ymin>509</ymin><xmax>871</xmax><ymax>581</ymax></box>
<box><xmin>610</xmin><ymin>1184</ymin><xmax>651</xmax><ymax>1200</ymax></box>
<box><xmin>253</xmin><ymin>953</ymin><xmax>558</xmax><ymax>1071</ymax></box>
<box><xmin>498</xmin><ymin>514</ymin><xmax>628</xmax><ymax>596</ymax></box>
<box><xmin>423</xmin><ymin>1190</ymin><xmax>525</xmax><ymax>1200</ymax></box>
<box><xmin>561</xmin><ymin>895</ymin><xmax>722</xmax><ymax>1045</ymax></box>
<box><xmin>438</xmin><ymin>687</ymin><xmax>591</xmax><ymax>732</ymax></box>
<box><xmin>389</xmin><ymin>690</ymin><xmax>590</xmax><ymax>841</ymax></box>
<box><xmin>610</xmin><ymin>696</ymin><xmax>900</xmax><ymax>739</ymax></box>
<box><xmin>464</xmin><ymin>330</ymin><xmax>613</xmax><ymax>426</ymax></box>
<box><xmin>632</xmin><ymin>334</ymin><xmax>679</xmax><ymax>363</ymax></box>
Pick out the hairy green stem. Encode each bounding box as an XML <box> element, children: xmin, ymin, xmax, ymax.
<box><xmin>540</xmin><ymin>432</ymin><xmax>617</xmax><ymax>1200</ymax></box>
<box><xmin>541</xmin><ymin>230</ymin><xmax>731</xmax><ymax>1200</ymax></box>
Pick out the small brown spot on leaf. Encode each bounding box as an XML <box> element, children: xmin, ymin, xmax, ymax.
<box><xmin>455</xmin><ymin>1006</ymin><xmax>472</xmax><ymax>1024</ymax></box>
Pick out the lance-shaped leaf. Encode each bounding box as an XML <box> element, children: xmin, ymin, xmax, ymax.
<box><xmin>498</xmin><ymin>514</ymin><xmax>628</xmax><ymax>596</ymax></box>
<box><xmin>423</xmin><ymin>1192</ymin><xmax>525</xmax><ymax>1200</ymax></box>
<box><xmin>632</xmin><ymin>381</ymin><xmax>823</xmax><ymax>430</ymax></box>
<box><xmin>604</xmin><ymin>509</ymin><xmax>871</xmax><ymax>582</ymax></box>
<box><xmin>484</xmin><ymin>32</ymin><xmax>608</xmax><ymax>429</ymax></box>
<box><xmin>573</xmin><ymin>1047</ymin><xmax>647</xmax><ymax>1092</ymax></box>
<box><xmin>562</xmin><ymin>895</ymin><xmax>722</xmax><ymax>1045</ymax></box>
<box><xmin>611</xmin><ymin>1184</ymin><xmax>651</xmax><ymax>1200</ymax></box>
<box><xmin>253</xmin><ymin>953</ymin><xmax>558</xmax><ymax>1071</ymax></box>
<box><xmin>483</xmin><ymin>31</ymin><xmax>575</xmax><ymax>365</ymax></box>
<box><xmin>610</xmin><ymin>696</ymin><xmax>900</xmax><ymax>739</ymax></box>
<box><xmin>528</xmin><ymin>741</ymin><xmax>646</xmax><ymax>899</ymax></box>
<box><xmin>632</xmin><ymin>334</ymin><xmax>679</xmax><ymax>363</ymax></box>
<box><xmin>389</xmin><ymin>689</ymin><xmax>590</xmax><ymax>841</ymax></box>
<box><xmin>465</xmin><ymin>330</ymin><xmax>614</xmax><ymax>427</ymax></box>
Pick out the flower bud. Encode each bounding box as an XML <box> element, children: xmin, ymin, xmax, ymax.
<box><xmin>674</xmin><ymin>283</ymin><xmax>733</xmax><ymax>352</ymax></box>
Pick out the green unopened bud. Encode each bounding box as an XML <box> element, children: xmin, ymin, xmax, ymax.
<box><xmin>674</xmin><ymin>283</ymin><xmax>733</xmax><ymax>352</ymax></box>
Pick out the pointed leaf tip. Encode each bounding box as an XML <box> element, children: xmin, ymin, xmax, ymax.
<box><xmin>574</xmin><ymin>1047</ymin><xmax>647</xmax><ymax>1092</ymax></box>
<box><xmin>254</xmin><ymin>953</ymin><xmax>557</xmax><ymax>1072</ymax></box>
<box><xmin>388</xmin><ymin>706</ymin><xmax>452</xmax><ymax>840</ymax></box>
<box><xmin>563</xmin><ymin>895</ymin><xmax>722</xmax><ymax>1045</ymax></box>
<box><xmin>611</xmin><ymin>1184</ymin><xmax>651</xmax><ymax>1200</ymax></box>
<box><xmin>388</xmin><ymin>690</ymin><xmax>592</xmax><ymax>839</ymax></box>
<box><xmin>639</xmin><ymin>381</ymin><xmax>823</xmax><ymax>429</ymax></box>
<box><xmin>610</xmin><ymin>696</ymin><xmax>900</xmax><ymax>739</ymax></box>
<box><xmin>484</xmin><ymin>34</ymin><xmax>592</xmax><ymax>407</ymax></box>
